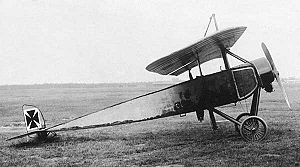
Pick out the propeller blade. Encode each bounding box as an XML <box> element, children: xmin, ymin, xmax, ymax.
<box><xmin>261</xmin><ymin>42</ymin><xmax>292</xmax><ymax>110</ymax></box>
<box><xmin>261</xmin><ymin>42</ymin><xmax>277</xmax><ymax>71</ymax></box>
<box><xmin>274</xmin><ymin>73</ymin><xmax>291</xmax><ymax>110</ymax></box>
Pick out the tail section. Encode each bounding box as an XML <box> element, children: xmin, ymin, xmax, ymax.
<box><xmin>22</xmin><ymin>105</ymin><xmax>46</xmax><ymax>132</ymax></box>
<box><xmin>6</xmin><ymin>105</ymin><xmax>50</xmax><ymax>141</ymax></box>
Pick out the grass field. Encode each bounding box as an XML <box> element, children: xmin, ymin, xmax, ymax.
<box><xmin>0</xmin><ymin>83</ymin><xmax>299</xmax><ymax>166</ymax></box>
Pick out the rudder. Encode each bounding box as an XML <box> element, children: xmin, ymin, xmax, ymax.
<box><xmin>22</xmin><ymin>104</ymin><xmax>46</xmax><ymax>132</ymax></box>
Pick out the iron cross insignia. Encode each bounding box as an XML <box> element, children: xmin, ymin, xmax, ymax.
<box><xmin>25</xmin><ymin>109</ymin><xmax>40</xmax><ymax>129</ymax></box>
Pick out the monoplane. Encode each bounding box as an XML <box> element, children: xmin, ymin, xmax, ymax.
<box><xmin>7</xmin><ymin>14</ymin><xmax>291</xmax><ymax>142</ymax></box>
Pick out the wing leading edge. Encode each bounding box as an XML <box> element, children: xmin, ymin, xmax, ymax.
<box><xmin>146</xmin><ymin>26</ymin><xmax>247</xmax><ymax>76</ymax></box>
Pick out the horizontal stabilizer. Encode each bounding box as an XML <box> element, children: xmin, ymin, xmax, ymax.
<box><xmin>6</xmin><ymin>130</ymin><xmax>46</xmax><ymax>141</ymax></box>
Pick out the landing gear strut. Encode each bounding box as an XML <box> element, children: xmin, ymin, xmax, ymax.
<box><xmin>207</xmin><ymin>88</ymin><xmax>268</xmax><ymax>141</ymax></box>
<box><xmin>235</xmin><ymin>112</ymin><xmax>251</xmax><ymax>133</ymax></box>
<box><xmin>236</xmin><ymin>87</ymin><xmax>268</xmax><ymax>141</ymax></box>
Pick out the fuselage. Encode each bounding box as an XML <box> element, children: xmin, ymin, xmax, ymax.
<box><xmin>48</xmin><ymin>57</ymin><xmax>275</xmax><ymax>131</ymax></box>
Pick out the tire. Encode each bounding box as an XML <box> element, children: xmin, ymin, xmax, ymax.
<box><xmin>239</xmin><ymin>116</ymin><xmax>268</xmax><ymax>142</ymax></box>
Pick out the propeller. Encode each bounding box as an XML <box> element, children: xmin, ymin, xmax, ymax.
<box><xmin>261</xmin><ymin>42</ymin><xmax>291</xmax><ymax>110</ymax></box>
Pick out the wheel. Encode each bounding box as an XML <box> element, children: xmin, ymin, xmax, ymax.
<box><xmin>239</xmin><ymin>116</ymin><xmax>268</xmax><ymax>142</ymax></box>
<box><xmin>235</xmin><ymin>113</ymin><xmax>251</xmax><ymax>133</ymax></box>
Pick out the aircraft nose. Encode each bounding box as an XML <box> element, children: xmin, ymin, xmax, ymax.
<box><xmin>251</xmin><ymin>57</ymin><xmax>275</xmax><ymax>92</ymax></box>
<box><xmin>251</xmin><ymin>57</ymin><xmax>272</xmax><ymax>75</ymax></box>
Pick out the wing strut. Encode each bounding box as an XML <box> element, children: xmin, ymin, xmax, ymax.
<box><xmin>195</xmin><ymin>13</ymin><xmax>220</xmax><ymax>76</ymax></box>
<box><xmin>203</xmin><ymin>14</ymin><xmax>219</xmax><ymax>37</ymax></box>
<box><xmin>205</xmin><ymin>14</ymin><xmax>229</xmax><ymax>70</ymax></box>
<box><xmin>220</xmin><ymin>45</ymin><xmax>230</xmax><ymax>69</ymax></box>
<box><xmin>212</xmin><ymin>14</ymin><xmax>219</xmax><ymax>31</ymax></box>
<box><xmin>192</xmin><ymin>48</ymin><xmax>203</xmax><ymax>76</ymax></box>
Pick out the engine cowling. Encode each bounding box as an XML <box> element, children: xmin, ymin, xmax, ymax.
<box><xmin>251</xmin><ymin>57</ymin><xmax>275</xmax><ymax>92</ymax></box>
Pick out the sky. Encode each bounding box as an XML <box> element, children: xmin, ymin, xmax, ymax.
<box><xmin>0</xmin><ymin>0</ymin><xmax>299</xmax><ymax>85</ymax></box>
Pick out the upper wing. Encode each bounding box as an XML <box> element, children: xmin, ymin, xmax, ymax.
<box><xmin>146</xmin><ymin>26</ymin><xmax>247</xmax><ymax>76</ymax></box>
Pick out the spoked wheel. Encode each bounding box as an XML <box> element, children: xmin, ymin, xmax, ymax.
<box><xmin>235</xmin><ymin>113</ymin><xmax>251</xmax><ymax>133</ymax></box>
<box><xmin>240</xmin><ymin>116</ymin><xmax>268</xmax><ymax>142</ymax></box>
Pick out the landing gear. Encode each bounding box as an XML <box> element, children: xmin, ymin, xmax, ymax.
<box><xmin>237</xmin><ymin>87</ymin><xmax>268</xmax><ymax>141</ymax></box>
<box><xmin>206</xmin><ymin>87</ymin><xmax>268</xmax><ymax>141</ymax></box>
<box><xmin>235</xmin><ymin>112</ymin><xmax>251</xmax><ymax>133</ymax></box>
<box><xmin>239</xmin><ymin>116</ymin><xmax>268</xmax><ymax>142</ymax></box>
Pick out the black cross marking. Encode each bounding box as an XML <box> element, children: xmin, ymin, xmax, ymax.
<box><xmin>25</xmin><ymin>110</ymin><xmax>40</xmax><ymax>129</ymax></box>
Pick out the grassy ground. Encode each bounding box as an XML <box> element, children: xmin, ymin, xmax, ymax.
<box><xmin>0</xmin><ymin>83</ymin><xmax>299</xmax><ymax>166</ymax></box>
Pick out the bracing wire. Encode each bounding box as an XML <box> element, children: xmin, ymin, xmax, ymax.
<box><xmin>238</xmin><ymin>98</ymin><xmax>249</xmax><ymax>113</ymax></box>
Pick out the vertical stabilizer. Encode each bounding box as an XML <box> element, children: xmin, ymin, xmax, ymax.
<box><xmin>23</xmin><ymin>105</ymin><xmax>46</xmax><ymax>132</ymax></box>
